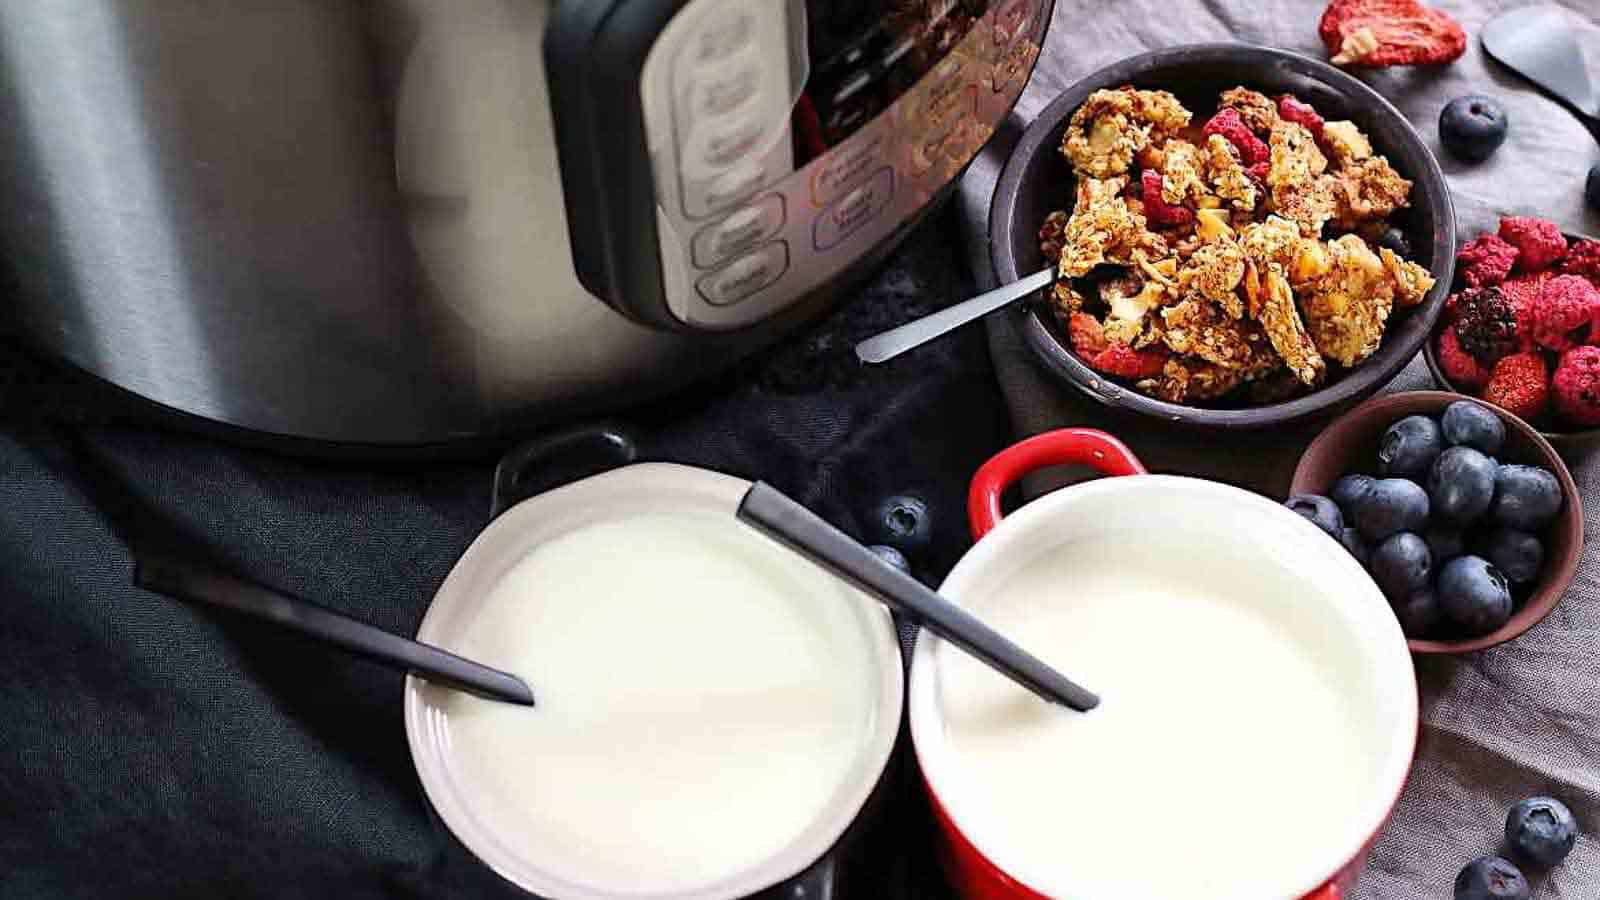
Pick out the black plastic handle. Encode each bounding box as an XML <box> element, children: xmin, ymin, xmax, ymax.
<box><xmin>135</xmin><ymin>553</ymin><xmax>534</xmax><ymax>706</ymax></box>
<box><xmin>489</xmin><ymin>422</ymin><xmax>640</xmax><ymax>520</ymax></box>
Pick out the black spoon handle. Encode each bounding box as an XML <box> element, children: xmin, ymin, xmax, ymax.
<box><xmin>135</xmin><ymin>553</ymin><xmax>535</xmax><ymax>707</ymax></box>
<box><xmin>736</xmin><ymin>482</ymin><xmax>1099</xmax><ymax>712</ymax></box>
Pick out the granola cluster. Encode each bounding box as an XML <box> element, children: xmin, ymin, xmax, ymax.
<box><xmin>1043</xmin><ymin>85</ymin><xmax>1435</xmax><ymax>405</ymax></box>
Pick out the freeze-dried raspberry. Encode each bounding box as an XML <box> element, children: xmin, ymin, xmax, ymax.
<box><xmin>1557</xmin><ymin>238</ymin><xmax>1600</xmax><ymax>288</ymax></box>
<box><xmin>1482</xmin><ymin>352</ymin><xmax>1549</xmax><ymax>421</ymax></box>
<box><xmin>1141</xmin><ymin>169</ymin><xmax>1194</xmax><ymax>229</ymax></box>
<box><xmin>1276</xmin><ymin>95</ymin><xmax>1326</xmax><ymax>140</ymax></box>
<box><xmin>1499</xmin><ymin>216</ymin><xmax>1569</xmax><ymax>273</ymax></box>
<box><xmin>1456</xmin><ymin>234</ymin><xmax>1519</xmax><ymax>288</ymax></box>
<box><xmin>1068</xmin><ymin>312</ymin><xmax>1109</xmax><ymax>357</ymax></box>
<box><xmin>1553</xmin><ymin>346</ymin><xmax>1600</xmax><ymax>425</ymax></box>
<box><xmin>1499</xmin><ymin>274</ymin><xmax>1551</xmax><ymax>351</ymax></box>
<box><xmin>1086</xmin><ymin>343</ymin><xmax>1169</xmax><ymax>379</ymax></box>
<box><xmin>1319</xmin><ymin>0</ymin><xmax>1468</xmax><ymax>67</ymax></box>
<box><xmin>1202</xmin><ymin>108</ymin><xmax>1270</xmax><ymax>166</ymax></box>
<box><xmin>1452</xmin><ymin>286</ymin><xmax>1519</xmax><ymax>364</ymax></box>
<box><xmin>1436</xmin><ymin>327</ymin><xmax>1491</xmax><ymax>390</ymax></box>
<box><xmin>1245</xmin><ymin>160</ymin><xmax>1270</xmax><ymax>189</ymax></box>
<box><xmin>1527</xmin><ymin>275</ymin><xmax>1600</xmax><ymax>352</ymax></box>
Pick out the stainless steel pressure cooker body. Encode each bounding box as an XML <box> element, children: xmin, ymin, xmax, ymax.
<box><xmin>0</xmin><ymin>0</ymin><xmax>1050</xmax><ymax>444</ymax></box>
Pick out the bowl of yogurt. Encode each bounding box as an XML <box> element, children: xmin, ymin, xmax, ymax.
<box><xmin>405</xmin><ymin>462</ymin><xmax>904</xmax><ymax>900</ymax></box>
<box><xmin>911</xmin><ymin>429</ymin><xmax>1419</xmax><ymax>900</ymax></box>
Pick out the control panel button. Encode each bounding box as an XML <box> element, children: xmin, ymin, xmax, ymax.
<box><xmin>689</xmin><ymin>8</ymin><xmax>754</xmax><ymax>67</ymax></box>
<box><xmin>696</xmin><ymin>241</ymin><xmax>789</xmax><ymax>306</ymax></box>
<box><xmin>692</xmin><ymin>193</ymin><xmax>786</xmax><ymax>269</ymax></box>
<box><xmin>809</xmin><ymin>125</ymin><xmax>889</xmax><ymax>208</ymax></box>
<box><xmin>813</xmin><ymin>167</ymin><xmax>894</xmax><ymax>251</ymax></box>
<box><xmin>699</xmin><ymin>161</ymin><xmax>766</xmax><ymax>214</ymax></box>
<box><xmin>688</xmin><ymin>61</ymin><xmax>764</xmax><ymax>120</ymax></box>
<box><xmin>691</xmin><ymin>113</ymin><xmax>767</xmax><ymax>171</ymax></box>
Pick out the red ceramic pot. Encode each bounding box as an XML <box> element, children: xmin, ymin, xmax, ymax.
<box><xmin>910</xmin><ymin>429</ymin><xmax>1419</xmax><ymax>899</ymax></box>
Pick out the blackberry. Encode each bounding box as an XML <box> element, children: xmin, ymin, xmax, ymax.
<box><xmin>1453</xmin><ymin>286</ymin><xmax>1519</xmax><ymax>364</ymax></box>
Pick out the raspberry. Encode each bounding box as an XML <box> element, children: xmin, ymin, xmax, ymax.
<box><xmin>1141</xmin><ymin>169</ymin><xmax>1194</xmax><ymax>229</ymax></box>
<box><xmin>1481</xmin><ymin>352</ymin><xmax>1550</xmax><ymax>421</ymax></box>
<box><xmin>1436</xmin><ymin>327</ymin><xmax>1491</xmax><ymax>390</ymax></box>
<box><xmin>1552</xmin><ymin>346</ymin><xmax>1600</xmax><ymax>425</ymax></box>
<box><xmin>1319</xmin><ymin>0</ymin><xmax>1468</xmax><ymax>67</ymax></box>
<box><xmin>1527</xmin><ymin>275</ymin><xmax>1600</xmax><ymax>351</ymax></box>
<box><xmin>1499</xmin><ymin>274</ymin><xmax>1551</xmax><ymax>350</ymax></box>
<box><xmin>1498</xmin><ymin>216</ymin><xmax>1569</xmax><ymax>273</ymax></box>
<box><xmin>1202</xmin><ymin>108</ymin><xmax>1269</xmax><ymax>166</ymax></box>
<box><xmin>1086</xmin><ymin>343</ymin><xmax>1169</xmax><ymax>379</ymax></box>
<box><xmin>1245</xmin><ymin>160</ymin><xmax>1270</xmax><ymax>188</ymax></box>
<box><xmin>1557</xmin><ymin>238</ymin><xmax>1600</xmax><ymax>288</ymax></box>
<box><xmin>1276</xmin><ymin>95</ymin><xmax>1326</xmax><ymax>139</ymax></box>
<box><xmin>1451</xmin><ymin>286</ymin><xmax>1519</xmax><ymax>364</ymax></box>
<box><xmin>1068</xmin><ymin>312</ymin><xmax>1109</xmax><ymax>357</ymax></box>
<box><xmin>1456</xmin><ymin>234</ymin><xmax>1518</xmax><ymax>288</ymax></box>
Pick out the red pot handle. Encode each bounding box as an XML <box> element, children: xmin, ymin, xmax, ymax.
<box><xmin>968</xmin><ymin>428</ymin><xmax>1147</xmax><ymax>540</ymax></box>
<box><xmin>1308</xmin><ymin>886</ymin><xmax>1341</xmax><ymax>899</ymax></box>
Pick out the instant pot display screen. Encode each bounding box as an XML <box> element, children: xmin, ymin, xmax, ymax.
<box><xmin>795</xmin><ymin>0</ymin><xmax>990</xmax><ymax>163</ymax></box>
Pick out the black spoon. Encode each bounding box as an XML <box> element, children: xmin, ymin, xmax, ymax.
<box><xmin>135</xmin><ymin>553</ymin><xmax>535</xmax><ymax>707</ymax></box>
<box><xmin>736</xmin><ymin>481</ymin><xmax>1100</xmax><ymax>712</ymax></box>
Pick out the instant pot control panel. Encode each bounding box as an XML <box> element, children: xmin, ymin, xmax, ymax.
<box><xmin>547</xmin><ymin>0</ymin><xmax>1050</xmax><ymax>332</ymax></box>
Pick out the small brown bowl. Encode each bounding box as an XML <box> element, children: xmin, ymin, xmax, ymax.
<box><xmin>1422</xmin><ymin>234</ymin><xmax>1600</xmax><ymax>447</ymax></box>
<box><xmin>1291</xmin><ymin>390</ymin><xmax>1582</xmax><ymax>654</ymax></box>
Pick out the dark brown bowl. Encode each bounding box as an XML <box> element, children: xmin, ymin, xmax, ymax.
<box><xmin>990</xmin><ymin>44</ymin><xmax>1456</xmax><ymax>430</ymax></box>
<box><xmin>1291</xmin><ymin>390</ymin><xmax>1582</xmax><ymax>654</ymax></box>
<box><xmin>1421</xmin><ymin>232</ymin><xmax>1600</xmax><ymax>446</ymax></box>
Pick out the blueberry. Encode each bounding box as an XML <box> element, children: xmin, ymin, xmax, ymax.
<box><xmin>1482</xmin><ymin>528</ymin><xmax>1543</xmax><ymax>584</ymax></box>
<box><xmin>1353</xmin><ymin>478</ymin><xmax>1431</xmax><ymax>541</ymax></box>
<box><xmin>1393</xmin><ymin>587</ymin><xmax>1442</xmax><ymax>638</ymax></box>
<box><xmin>1505</xmin><ymin>796</ymin><xmax>1577</xmax><ymax>868</ymax></box>
<box><xmin>1331</xmin><ymin>474</ymin><xmax>1376</xmax><ymax>516</ymax></box>
<box><xmin>1491</xmin><ymin>465</ymin><xmax>1563</xmax><ymax>531</ymax></box>
<box><xmin>1441</xmin><ymin>401</ymin><xmax>1506</xmax><ymax>455</ymax></box>
<box><xmin>1424</xmin><ymin>525</ymin><xmax>1466</xmax><ymax>565</ymax></box>
<box><xmin>1370</xmin><ymin>532</ymin><xmax>1432</xmax><ymax>602</ymax></box>
<box><xmin>1438</xmin><ymin>556</ymin><xmax>1514</xmax><ymax>637</ymax></box>
<box><xmin>1378</xmin><ymin>415</ymin><xmax>1444</xmax><ymax>478</ymax></box>
<box><xmin>1339</xmin><ymin>527</ymin><xmax>1369</xmax><ymax>566</ymax></box>
<box><xmin>868</xmin><ymin>545</ymin><xmax>911</xmax><ymax>575</ymax></box>
<box><xmin>873</xmin><ymin>494</ymin><xmax>932</xmax><ymax>551</ymax></box>
<box><xmin>1454</xmin><ymin>855</ymin><xmax>1529</xmax><ymax>900</ymax></box>
<box><xmin>1440</xmin><ymin>95</ymin><xmax>1509</xmax><ymax>163</ymax></box>
<box><xmin>1588</xmin><ymin>164</ymin><xmax>1600</xmax><ymax>214</ymax></box>
<box><xmin>1376</xmin><ymin>226</ymin><xmax>1412</xmax><ymax>259</ymax></box>
<box><xmin>1285</xmin><ymin>494</ymin><xmax>1343</xmax><ymax>538</ymax></box>
<box><xmin>1429</xmin><ymin>446</ymin><xmax>1499</xmax><ymax>525</ymax></box>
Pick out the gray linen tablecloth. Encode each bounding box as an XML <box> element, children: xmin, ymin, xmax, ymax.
<box><xmin>962</xmin><ymin>1</ymin><xmax>1600</xmax><ymax>895</ymax></box>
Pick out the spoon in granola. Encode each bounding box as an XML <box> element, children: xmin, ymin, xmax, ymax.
<box><xmin>855</xmin><ymin>267</ymin><xmax>1056</xmax><ymax>364</ymax></box>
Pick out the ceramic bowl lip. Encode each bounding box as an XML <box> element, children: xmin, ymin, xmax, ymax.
<box><xmin>1422</xmin><ymin>231</ymin><xmax>1600</xmax><ymax>445</ymax></box>
<box><xmin>1290</xmin><ymin>390</ymin><xmax>1584</xmax><ymax>654</ymax></box>
<box><xmin>908</xmin><ymin>474</ymin><xmax>1420</xmax><ymax>900</ymax></box>
<box><xmin>990</xmin><ymin>42</ymin><xmax>1457</xmax><ymax>430</ymax></box>
<box><xmin>403</xmin><ymin>462</ymin><xmax>906</xmax><ymax>900</ymax></box>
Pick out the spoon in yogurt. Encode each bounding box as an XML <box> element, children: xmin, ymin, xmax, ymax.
<box><xmin>737</xmin><ymin>481</ymin><xmax>1100</xmax><ymax>711</ymax></box>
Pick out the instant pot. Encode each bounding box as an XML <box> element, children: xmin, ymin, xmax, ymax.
<box><xmin>0</xmin><ymin>0</ymin><xmax>1049</xmax><ymax>445</ymax></box>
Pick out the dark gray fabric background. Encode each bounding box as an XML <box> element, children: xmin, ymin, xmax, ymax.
<box><xmin>963</xmin><ymin>1</ymin><xmax>1600</xmax><ymax>896</ymax></box>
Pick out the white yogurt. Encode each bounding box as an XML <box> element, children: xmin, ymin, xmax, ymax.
<box><xmin>935</xmin><ymin>532</ymin><xmax>1386</xmax><ymax>899</ymax></box>
<box><xmin>435</xmin><ymin>511</ymin><xmax>879</xmax><ymax>897</ymax></box>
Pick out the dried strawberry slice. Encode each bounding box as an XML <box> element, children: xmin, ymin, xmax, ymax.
<box><xmin>1318</xmin><ymin>0</ymin><xmax>1467</xmax><ymax>67</ymax></box>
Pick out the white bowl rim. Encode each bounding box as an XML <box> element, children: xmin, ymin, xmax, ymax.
<box><xmin>909</xmin><ymin>474</ymin><xmax>1420</xmax><ymax>900</ymax></box>
<box><xmin>404</xmin><ymin>462</ymin><xmax>906</xmax><ymax>900</ymax></box>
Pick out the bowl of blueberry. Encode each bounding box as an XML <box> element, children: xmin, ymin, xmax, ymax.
<box><xmin>1289</xmin><ymin>391</ymin><xmax>1581</xmax><ymax>653</ymax></box>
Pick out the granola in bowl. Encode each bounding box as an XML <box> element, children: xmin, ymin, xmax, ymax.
<box><xmin>1038</xmin><ymin>85</ymin><xmax>1436</xmax><ymax>406</ymax></box>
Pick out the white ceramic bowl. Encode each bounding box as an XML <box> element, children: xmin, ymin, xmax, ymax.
<box><xmin>405</xmin><ymin>463</ymin><xmax>905</xmax><ymax>900</ymax></box>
